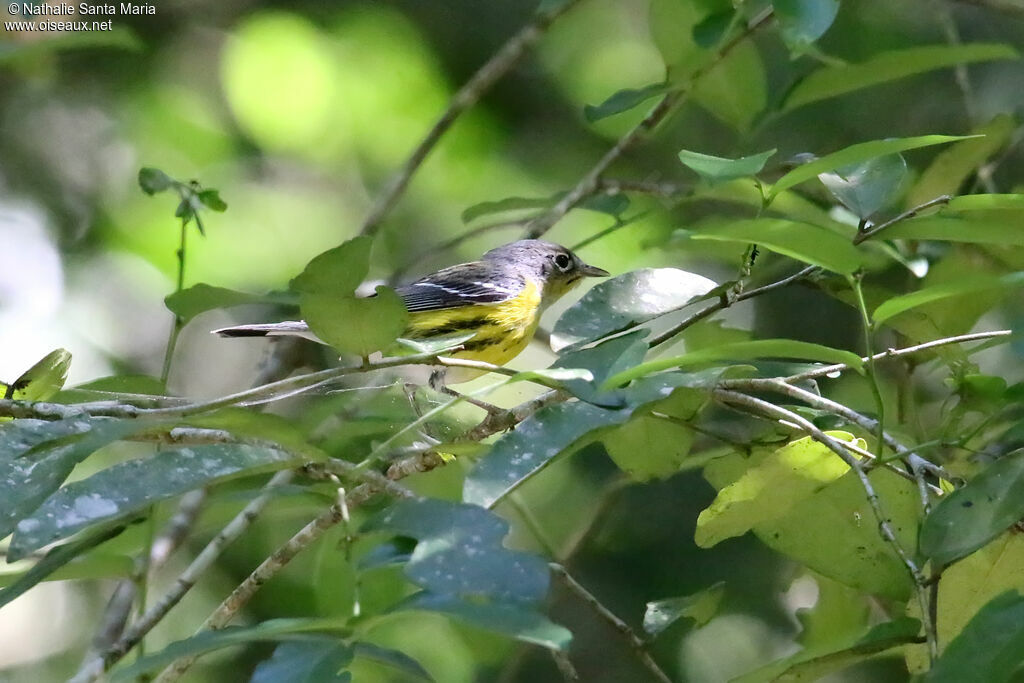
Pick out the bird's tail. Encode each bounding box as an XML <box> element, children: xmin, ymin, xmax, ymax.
<box><xmin>213</xmin><ymin>321</ymin><xmax>322</xmax><ymax>342</ymax></box>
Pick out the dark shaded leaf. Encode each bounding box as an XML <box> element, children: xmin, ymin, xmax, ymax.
<box><xmin>138</xmin><ymin>167</ymin><xmax>173</xmax><ymax>195</ymax></box>
<box><xmin>584</xmin><ymin>82</ymin><xmax>669</xmax><ymax>122</ymax></box>
<box><xmin>644</xmin><ymin>582</ymin><xmax>725</xmax><ymax>636</ymax></box>
<box><xmin>819</xmin><ymin>154</ymin><xmax>907</xmax><ymax>219</ymax></box>
<box><xmin>352</xmin><ymin>642</ymin><xmax>433</xmax><ymax>681</ymax></box>
<box><xmin>551</xmin><ymin>268</ymin><xmax>718</xmax><ymax>351</ymax></box>
<box><xmin>363</xmin><ymin>498</ymin><xmax>549</xmax><ymax>604</ymax></box>
<box><xmin>678</xmin><ymin>148</ymin><xmax>776</xmax><ymax>184</ymax></box>
<box><xmin>11</xmin><ymin>444</ymin><xmax>300</xmax><ymax>559</ymax></box>
<box><xmin>251</xmin><ymin>641</ymin><xmax>353</xmax><ymax>683</ymax></box>
<box><xmin>396</xmin><ymin>592</ymin><xmax>571</xmax><ymax>651</ymax></box>
<box><xmin>926</xmin><ymin>591</ymin><xmax>1024</xmax><ymax>683</ymax></box>
<box><xmin>550</xmin><ymin>331</ymin><xmax>649</xmax><ymax>407</ymax></box>
<box><xmin>775</xmin><ymin>0</ymin><xmax>840</xmax><ymax>51</ymax></box>
<box><xmin>920</xmin><ymin>451</ymin><xmax>1024</xmax><ymax>567</ymax></box>
<box><xmin>692</xmin><ymin>10</ymin><xmax>734</xmax><ymax>48</ymax></box>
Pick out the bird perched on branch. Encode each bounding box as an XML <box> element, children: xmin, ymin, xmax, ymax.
<box><xmin>215</xmin><ymin>239</ymin><xmax>608</xmax><ymax>381</ymax></box>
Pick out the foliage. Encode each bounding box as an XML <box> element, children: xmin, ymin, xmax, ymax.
<box><xmin>2</xmin><ymin>1</ymin><xmax>1024</xmax><ymax>682</ymax></box>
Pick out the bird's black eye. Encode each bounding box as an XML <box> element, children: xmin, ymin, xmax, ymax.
<box><xmin>553</xmin><ymin>253</ymin><xmax>572</xmax><ymax>271</ymax></box>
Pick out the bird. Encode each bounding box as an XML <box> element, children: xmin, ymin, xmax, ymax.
<box><xmin>214</xmin><ymin>239</ymin><xmax>609</xmax><ymax>381</ymax></box>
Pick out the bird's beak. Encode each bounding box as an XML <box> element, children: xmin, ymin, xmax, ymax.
<box><xmin>579</xmin><ymin>263</ymin><xmax>610</xmax><ymax>277</ymax></box>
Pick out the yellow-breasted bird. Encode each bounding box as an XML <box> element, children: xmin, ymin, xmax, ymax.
<box><xmin>214</xmin><ymin>240</ymin><xmax>609</xmax><ymax>379</ymax></box>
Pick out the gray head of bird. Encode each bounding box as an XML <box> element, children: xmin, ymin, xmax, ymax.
<box><xmin>481</xmin><ymin>239</ymin><xmax>609</xmax><ymax>302</ymax></box>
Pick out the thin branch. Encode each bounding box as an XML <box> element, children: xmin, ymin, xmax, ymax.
<box><xmin>853</xmin><ymin>195</ymin><xmax>951</xmax><ymax>244</ymax></box>
<box><xmin>524</xmin><ymin>7</ymin><xmax>774</xmax><ymax>238</ymax></box>
<box><xmin>551</xmin><ymin>564</ymin><xmax>673</xmax><ymax>683</ymax></box>
<box><xmin>359</xmin><ymin>0</ymin><xmax>586</xmax><ymax>236</ymax></box>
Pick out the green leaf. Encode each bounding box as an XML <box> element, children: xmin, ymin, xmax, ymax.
<box><xmin>689</xmin><ymin>218</ymin><xmax>866</xmax><ymax>274</ymax></box>
<box><xmin>604</xmin><ymin>340</ymin><xmax>864</xmax><ymax>389</ymax></box>
<box><xmin>0</xmin><ymin>549</ymin><xmax>131</xmax><ymax>588</ymax></box>
<box><xmin>0</xmin><ymin>418</ymin><xmax>149</xmax><ymax>547</ymax></box>
<box><xmin>551</xmin><ymin>268</ymin><xmax>718</xmax><ymax>351</ymax></box>
<box><xmin>461</xmin><ymin>192</ymin><xmax>629</xmax><ymax>223</ymax></box>
<box><xmin>926</xmin><ymin>591</ymin><xmax>1024</xmax><ymax>683</ymax></box>
<box><xmin>550</xmin><ymin>332</ymin><xmax>649</xmax><ymax>407</ymax></box>
<box><xmin>10</xmin><ymin>444</ymin><xmax>300</xmax><ymax>559</ymax></box>
<box><xmin>603</xmin><ymin>415</ymin><xmax>695</xmax><ymax>481</ymax></box>
<box><xmin>818</xmin><ymin>154</ymin><xmax>908</xmax><ymax>219</ymax></box>
<box><xmin>351</xmin><ymin>643</ymin><xmax>432</xmax><ymax>682</ymax></box>
<box><xmin>920</xmin><ymin>451</ymin><xmax>1024</xmax><ymax>568</ymax></box>
<box><xmin>137</xmin><ymin>167</ymin><xmax>174</xmax><ymax>195</ymax></box>
<box><xmin>695</xmin><ymin>434</ymin><xmax>862</xmax><ymax>547</ymax></box>
<box><xmin>197</xmin><ymin>189</ymin><xmax>228</xmax><ymax>212</ymax></box>
<box><xmin>879</xmin><ymin>195</ymin><xmax>1024</xmax><ymax>246</ymax></box>
<box><xmin>165</xmin><ymin>284</ymin><xmax>295</xmax><ymax>324</ymax></box>
<box><xmin>110</xmin><ymin>618</ymin><xmax>350</xmax><ymax>681</ymax></box>
<box><xmin>775</xmin><ymin>0</ymin><xmax>840</xmax><ymax>52</ymax></box>
<box><xmin>463</xmin><ymin>402</ymin><xmax>630</xmax><ymax>508</ymax></box>
<box><xmin>768</xmin><ymin>135</ymin><xmax>974</xmax><ymax>200</ymax></box>
<box><xmin>5</xmin><ymin>348</ymin><xmax>71</xmax><ymax>401</ymax></box>
<box><xmin>644</xmin><ymin>582</ymin><xmax>725</xmax><ymax>637</ymax></box>
<box><xmin>783</xmin><ymin>43</ymin><xmax>1019</xmax><ymax>111</ymax></box>
<box><xmin>692</xmin><ymin>9</ymin><xmax>734</xmax><ymax>48</ymax></box>
<box><xmin>363</xmin><ymin>499</ymin><xmax>550</xmax><ymax>604</ymax></box>
<box><xmin>300</xmin><ymin>287</ymin><xmax>408</xmax><ymax>357</ymax></box>
<box><xmin>873</xmin><ymin>272</ymin><xmax>1024</xmax><ymax>324</ymax></box>
<box><xmin>905</xmin><ymin>115</ymin><xmax>1016</xmax><ymax>208</ymax></box>
<box><xmin>291</xmin><ymin>236</ymin><xmax>373</xmax><ymax>295</ymax></box>
<box><xmin>395</xmin><ymin>331</ymin><xmax>478</xmax><ymax>355</ymax></box>
<box><xmin>678</xmin><ymin>148</ymin><xmax>776</xmax><ymax>184</ymax></box>
<box><xmin>397</xmin><ymin>592</ymin><xmax>572</xmax><ymax>651</ymax></box>
<box><xmin>692</xmin><ymin>38</ymin><xmax>767</xmax><ymax>132</ymax></box>
<box><xmin>251</xmin><ymin>641</ymin><xmax>353</xmax><ymax>683</ymax></box>
<box><xmin>584</xmin><ymin>82</ymin><xmax>669</xmax><ymax>122</ymax></box>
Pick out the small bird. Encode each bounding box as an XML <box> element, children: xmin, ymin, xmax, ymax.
<box><xmin>215</xmin><ymin>239</ymin><xmax>609</xmax><ymax>377</ymax></box>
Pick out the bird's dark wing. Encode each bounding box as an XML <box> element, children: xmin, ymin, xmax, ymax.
<box><xmin>396</xmin><ymin>262</ymin><xmax>524</xmax><ymax>312</ymax></box>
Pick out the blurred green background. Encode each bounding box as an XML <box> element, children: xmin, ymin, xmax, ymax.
<box><xmin>1</xmin><ymin>0</ymin><xmax>1023</xmax><ymax>680</ymax></box>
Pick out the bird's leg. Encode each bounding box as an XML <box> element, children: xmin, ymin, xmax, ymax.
<box><xmin>429</xmin><ymin>369</ymin><xmax>504</xmax><ymax>417</ymax></box>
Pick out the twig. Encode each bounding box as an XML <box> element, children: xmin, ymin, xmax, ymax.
<box><xmin>853</xmin><ymin>195</ymin><xmax>951</xmax><ymax>244</ymax></box>
<box><xmin>389</xmin><ymin>218</ymin><xmax>528</xmax><ymax>285</ymax></box>
<box><xmin>359</xmin><ymin>0</ymin><xmax>586</xmax><ymax>236</ymax></box>
<box><xmin>711</xmin><ymin>389</ymin><xmax>937</xmax><ymax>660</ymax></box>
<box><xmin>524</xmin><ymin>7</ymin><xmax>775</xmax><ymax>238</ymax></box>
<box><xmin>550</xmin><ymin>564</ymin><xmax>673</xmax><ymax>683</ymax></box>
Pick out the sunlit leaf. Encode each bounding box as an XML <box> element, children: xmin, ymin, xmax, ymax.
<box><xmin>783</xmin><ymin>43</ymin><xmax>1018</xmax><ymax>111</ymax></box>
<box><xmin>818</xmin><ymin>154</ymin><xmax>907</xmax><ymax>219</ymax></box>
<box><xmin>463</xmin><ymin>402</ymin><xmax>629</xmax><ymax>508</ymax></box>
<box><xmin>584</xmin><ymin>82</ymin><xmax>669</xmax><ymax>122</ymax></box>
<box><xmin>603</xmin><ymin>415</ymin><xmax>695</xmax><ymax>481</ymax></box>
<box><xmin>926</xmin><ymin>591</ymin><xmax>1024</xmax><ymax>683</ymax></box>
<box><xmin>775</xmin><ymin>0</ymin><xmax>840</xmax><ymax>52</ymax></box>
<box><xmin>396</xmin><ymin>592</ymin><xmax>571</xmax><ymax>651</ymax></box>
<box><xmin>5</xmin><ymin>349</ymin><xmax>71</xmax><ymax>401</ymax></box>
<box><xmin>10</xmin><ymin>444</ymin><xmax>300</xmax><ymax>559</ymax></box>
<box><xmin>678</xmin><ymin>148</ymin><xmax>776</xmax><ymax>185</ymax></box>
<box><xmin>251</xmin><ymin>641</ymin><xmax>353</xmax><ymax>683</ymax></box>
<box><xmin>920</xmin><ymin>450</ymin><xmax>1024</xmax><ymax>567</ymax></box>
<box><xmin>689</xmin><ymin>218</ymin><xmax>866</xmax><ymax>273</ymax></box>
<box><xmin>363</xmin><ymin>498</ymin><xmax>550</xmax><ymax>604</ymax></box>
<box><xmin>873</xmin><ymin>272</ymin><xmax>1024</xmax><ymax>324</ymax></box>
<box><xmin>695</xmin><ymin>434</ymin><xmax>861</xmax><ymax>547</ymax></box>
<box><xmin>644</xmin><ymin>582</ymin><xmax>725</xmax><ymax>637</ymax></box>
<box><xmin>551</xmin><ymin>268</ymin><xmax>718</xmax><ymax>351</ymax></box>
<box><xmin>604</xmin><ymin>340</ymin><xmax>863</xmax><ymax>389</ymax></box>
<box><xmin>291</xmin><ymin>236</ymin><xmax>373</xmax><ymax>295</ymax></box>
<box><xmin>301</xmin><ymin>287</ymin><xmax>408</xmax><ymax>357</ymax></box>
<box><xmin>768</xmin><ymin>135</ymin><xmax>973</xmax><ymax>199</ymax></box>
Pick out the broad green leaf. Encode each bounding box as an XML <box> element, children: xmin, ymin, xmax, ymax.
<box><xmin>4</xmin><ymin>348</ymin><xmax>71</xmax><ymax>401</ymax></box>
<box><xmin>604</xmin><ymin>340</ymin><xmax>864</xmax><ymax>389</ymax></box>
<box><xmin>363</xmin><ymin>499</ymin><xmax>550</xmax><ymax>604</ymax></box>
<box><xmin>0</xmin><ymin>550</ymin><xmax>131</xmax><ymax>588</ymax></box>
<box><xmin>0</xmin><ymin>417</ymin><xmax>148</xmax><ymax>545</ymax></box>
<box><xmin>463</xmin><ymin>402</ymin><xmax>630</xmax><ymax>508</ymax></box>
<box><xmin>165</xmin><ymin>284</ymin><xmax>294</xmax><ymax>323</ymax></box>
<box><xmin>644</xmin><ymin>582</ymin><xmax>725</xmax><ymax>637</ymax></box>
<box><xmin>920</xmin><ymin>451</ymin><xmax>1024</xmax><ymax>567</ymax></box>
<box><xmin>873</xmin><ymin>271</ymin><xmax>1024</xmax><ymax>324</ymax></box>
<box><xmin>905</xmin><ymin>115</ymin><xmax>1016</xmax><ymax>207</ymax></box>
<box><xmin>783</xmin><ymin>44</ymin><xmax>1018</xmax><ymax>111</ymax></box>
<box><xmin>689</xmin><ymin>218</ymin><xmax>866</xmax><ymax>273</ymax></box>
<box><xmin>110</xmin><ymin>618</ymin><xmax>350</xmax><ymax>681</ymax></box>
<box><xmin>692</xmin><ymin>9</ymin><xmax>734</xmax><ymax>48</ymax></box>
<box><xmin>879</xmin><ymin>195</ymin><xmax>1024</xmax><ymax>245</ymax></box>
<box><xmin>11</xmin><ymin>444</ymin><xmax>300</xmax><ymax>559</ymax></box>
<box><xmin>796</xmin><ymin>573</ymin><xmax>872</xmax><ymax>650</ymax></box>
<box><xmin>692</xmin><ymin>39</ymin><xmax>767</xmax><ymax>132</ymax></box>
<box><xmin>251</xmin><ymin>641</ymin><xmax>353</xmax><ymax>683</ymax></box>
<box><xmin>351</xmin><ymin>643</ymin><xmax>432</xmax><ymax>682</ymax></box>
<box><xmin>775</xmin><ymin>0</ymin><xmax>840</xmax><ymax>52</ymax></box>
<box><xmin>0</xmin><ymin>525</ymin><xmax>125</xmax><ymax>610</ymax></box>
<box><xmin>768</xmin><ymin>135</ymin><xmax>973</xmax><ymax>199</ymax></box>
<box><xmin>947</xmin><ymin>194</ymin><xmax>1024</xmax><ymax>211</ymax></box>
<box><xmin>301</xmin><ymin>287</ymin><xmax>408</xmax><ymax>357</ymax></box>
<box><xmin>138</xmin><ymin>167</ymin><xmax>173</xmax><ymax>195</ymax></box>
<box><xmin>695</xmin><ymin>434</ymin><xmax>861</xmax><ymax>547</ymax></box>
<box><xmin>678</xmin><ymin>148</ymin><xmax>776</xmax><ymax>184</ymax></box>
<box><xmin>584</xmin><ymin>82</ymin><xmax>669</xmax><ymax>122</ymax></box>
<box><xmin>926</xmin><ymin>591</ymin><xmax>1024</xmax><ymax>683</ymax></box>
<box><xmin>291</xmin><ymin>236</ymin><xmax>372</xmax><ymax>295</ymax></box>
<box><xmin>461</xmin><ymin>192</ymin><xmax>629</xmax><ymax>223</ymax></box>
<box><xmin>551</xmin><ymin>332</ymin><xmax>649</xmax><ymax>407</ymax></box>
<box><xmin>197</xmin><ymin>189</ymin><xmax>227</xmax><ymax>212</ymax></box>
<box><xmin>397</xmin><ymin>592</ymin><xmax>572</xmax><ymax>651</ymax></box>
<box><xmin>818</xmin><ymin>154</ymin><xmax>907</xmax><ymax>219</ymax></box>
<box><xmin>603</xmin><ymin>415</ymin><xmax>695</xmax><ymax>481</ymax></box>
<box><xmin>551</xmin><ymin>268</ymin><xmax>717</xmax><ymax>351</ymax></box>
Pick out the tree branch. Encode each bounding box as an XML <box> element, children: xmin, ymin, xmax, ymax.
<box><xmin>853</xmin><ymin>195</ymin><xmax>952</xmax><ymax>244</ymax></box>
